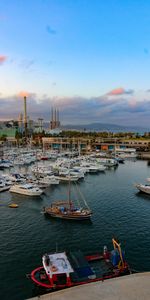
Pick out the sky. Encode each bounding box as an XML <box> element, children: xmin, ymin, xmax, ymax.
<box><xmin>0</xmin><ymin>0</ymin><xmax>150</xmax><ymax>127</ymax></box>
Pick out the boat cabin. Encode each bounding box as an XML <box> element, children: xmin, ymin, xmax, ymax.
<box><xmin>42</xmin><ymin>252</ymin><xmax>74</xmax><ymax>286</ymax></box>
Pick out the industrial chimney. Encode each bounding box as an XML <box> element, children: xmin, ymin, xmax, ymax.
<box><xmin>24</xmin><ymin>96</ymin><xmax>27</xmax><ymax>138</ymax></box>
<box><xmin>50</xmin><ymin>107</ymin><xmax>60</xmax><ymax>130</ymax></box>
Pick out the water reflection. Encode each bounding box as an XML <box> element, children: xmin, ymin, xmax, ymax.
<box><xmin>135</xmin><ymin>191</ymin><xmax>150</xmax><ymax>202</ymax></box>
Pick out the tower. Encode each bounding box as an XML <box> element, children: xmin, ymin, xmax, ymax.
<box><xmin>18</xmin><ymin>113</ymin><xmax>23</xmax><ymax>133</ymax></box>
<box><xmin>57</xmin><ymin>109</ymin><xmax>60</xmax><ymax>128</ymax></box>
<box><xmin>50</xmin><ymin>107</ymin><xmax>60</xmax><ymax>130</ymax></box>
<box><xmin>54</xmin><ymin>108</ymin><xmax>57</xmax><ymax>128</ymax></box>
<box><xmin>24</xmin><ymin>96</ymin><xmax>27</xmax><ymax>138</ymax></box>
<box><xmin>50</xmin><ymin>107</ymin><xmax>54</xmax><ymax>129</ymax></box>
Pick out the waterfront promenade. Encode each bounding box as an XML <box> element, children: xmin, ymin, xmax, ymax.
<box><xmin>28</xmin><ymin>272</ymin><xmax>150</xmax><ymax>300</ymax></box>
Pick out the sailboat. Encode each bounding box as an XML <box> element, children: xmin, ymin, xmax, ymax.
<box><xmin>43</xmin><ymin>179</ymin><xmax>92</xmax><ymax>220</ymax></box>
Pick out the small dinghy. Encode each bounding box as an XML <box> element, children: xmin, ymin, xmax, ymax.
<box><xmin>9</xmin><ymin>203</ymin><xmax>19</xmax><ymax>208</ymax></box>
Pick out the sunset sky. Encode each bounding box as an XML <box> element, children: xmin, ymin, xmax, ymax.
<box><xmin>0</xmin><ymin>0</ymin><xmax>150</xmax><ymax>126</ymax></box>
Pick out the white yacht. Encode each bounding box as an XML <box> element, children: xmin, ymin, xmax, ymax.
<box><xmin>0</xmin><ymin>180</ymin><xmax>11</xmax><ymax>192</ymax></box>
<box><xmin>115</xmin><ymin>148</ymin><xmax>137</xmax><ymax>158</ymax></box>
<box><xmin>9</xmin><ymin>183</ymin><xmax>43</xmax><ymax>196</ymax></box>
<box><xmin>39</xmin><ymin>175</ymin><xmax>60</xmax><ymax>185</ymax></box>
<box><xmin>135</xmin><ymin>183</ymin><xmax>150</xmax><ymax>195</ymax></box>
<box><xmin>56</xmin><ymin>175</ymin><xmax>79</xmax><ymax>182</ymax></box>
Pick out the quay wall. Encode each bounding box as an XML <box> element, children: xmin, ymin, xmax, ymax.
<box><xmin>28</xmin><ymin>272</ymin><xmax>150</xmax><ymax>300</ymax></box>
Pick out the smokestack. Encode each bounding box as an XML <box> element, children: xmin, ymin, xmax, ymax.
<box><xmin>50</xmin><ymin>107</ymin><xmax>53</xmax><ymax>129</ymax></box>
<box><xmin>24</xmin><ymin>96</ymin><xmax>27</xmax><ymax>138</ymax></box>
<box><xmin>51</xmin><ymin>108</ymin><xmax>53</xmax><ymax>122</ymax></box>
<box><xmin>55</xmin><ymin>108</ymin><xmax>57</xmax><ymax>126</ymax></box>
<box><xmin>57</xmin><ymin>109</ymin><xmax>59</xmax><ymax>127</ymax></box>
<box><xmin>50</xmin><ymin>107</ymin><xmax>60</xmax><ymax>130</ymax></box>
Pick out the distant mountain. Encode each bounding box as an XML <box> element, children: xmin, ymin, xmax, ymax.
<box><xmin>61</xmin><ymin>123</ymin><xmax>149</xmax><ymax>133</ymax></box>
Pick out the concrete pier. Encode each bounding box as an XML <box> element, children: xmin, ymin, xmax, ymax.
<box><xmin>28</xmin><ymin>272</ymin><xmax>150</xmax><ymax>300</ymax></box>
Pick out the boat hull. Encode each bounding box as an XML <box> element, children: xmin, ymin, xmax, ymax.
<box><xmin>0</xmin><ymin>186</ymin><xmax>10</xmax><ymax>192</ymax></box>
<box><xmin>136</xmin><ymin>184</ymin><xmax>150</xmax><ymax>195</ymax></box>
<box><xmin>9</xmin><ymin>203</ymin><xmax>19</xmax><ymax>208</ymax></box>
<box><xmin>44</xmin><ymin>211</ymin><xmax>92</xmax><ymax>220</ymax></box>
<box><xmin>10</xmin><ymin>189</ymin><xmax>42</xmax><ymax>196</ymax></box>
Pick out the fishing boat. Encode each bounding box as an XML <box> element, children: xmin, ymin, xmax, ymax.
<box><xmin>29</xmin><ymin>238</ymin><xmax>130</xmax><ymax>291</ymax></box>
<box><xmin>43</xmin><ymin>180</ymin><xmax>92</xmax><ymax>220</ymax></box>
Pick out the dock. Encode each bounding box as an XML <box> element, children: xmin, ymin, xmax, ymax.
<box><xmin>28</xmin><ymin>272</ymin><xmax>150</xmax><ymax>300</ymax></box>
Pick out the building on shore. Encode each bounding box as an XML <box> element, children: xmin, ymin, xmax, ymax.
<box><xmin>0</xmin><ymin>121</ymin><xmax>17</xmax><ymax>138</ymax></box>
<box><xmin>42</xmin><ymin>137</ymin><xmax>91</xmax><ymax>152</ymax></box>
<box><xmin>93</xmin><ymin>137</ymin><xmax>150</xmax><ymax>152</ymax></box>
<box><xmin>42</xmin><ymin>137</ymin><xmax>150</xmax><ymax>153</ymax></box>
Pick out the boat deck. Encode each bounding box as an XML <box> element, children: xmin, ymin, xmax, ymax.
<box><xmin>68</xmin><ymin>250</ymin><xmax>114</xmax><ymax>283</ymax></box>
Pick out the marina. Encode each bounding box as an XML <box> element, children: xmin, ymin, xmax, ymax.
<box><xmin>0</xmin><ymin>152</ymin><xmax>150</xmax><ymax>300</ymax></box>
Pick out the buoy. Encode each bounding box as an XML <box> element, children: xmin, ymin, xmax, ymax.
<box><xmin>9</xmin><ymin>203</ymin><xmax>19</xmax><ymax>208</ymax></box>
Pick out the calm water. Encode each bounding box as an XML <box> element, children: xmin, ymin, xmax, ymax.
<box><xmin>0</xmin><ymin>159</ymin><xmax>150</xmax><ymax>300</ymax></box>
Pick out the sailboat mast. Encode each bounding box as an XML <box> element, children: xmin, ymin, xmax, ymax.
<box><xmin>68</xmin><ymin>177</ymin><xmax>72</xmax><ymax>209</ymax></box>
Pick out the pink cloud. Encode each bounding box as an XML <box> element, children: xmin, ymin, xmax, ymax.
<box><xmin>108</xmin><ymin>88</ymin><xmax>125</xmax><ymax>96</ymax></box>
<box><xmin>0</xmin><ymin>55</ymin><xmax>7</xmax><ymax>65</ymax></box>
<box><xmin>107</xmin><ymin>88</ymin><xmax>134</xmax><ymax>96</ymax></box>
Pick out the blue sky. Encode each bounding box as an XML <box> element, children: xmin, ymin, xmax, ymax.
<box><xmin>0</xmin><ymin>0</ymin><xmax>150</xmax><ymax>126</ymax></box>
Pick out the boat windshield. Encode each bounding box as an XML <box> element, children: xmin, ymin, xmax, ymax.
<box><xmin>20</xmin><ymin>184</ymin><xmax>34</xmax><ymax>190</ymax></box>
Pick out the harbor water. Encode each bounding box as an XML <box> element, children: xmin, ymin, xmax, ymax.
<box><xmin>0</xmin><ymin>159</ymin><xmax>150</xmax><ymax>300</ymax></box>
